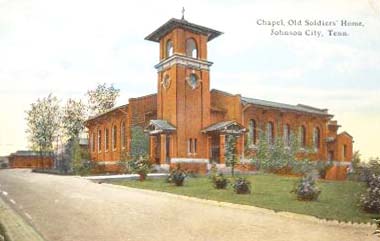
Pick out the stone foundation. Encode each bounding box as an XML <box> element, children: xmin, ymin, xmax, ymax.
<box><xmin>235</xmin><ymin>163</ymin><xmax>256</xmax><ymax>172</ymax></box>
<box><xmin>91</xmin><ymin>162</ymin><xmax>126</xmax><ymax>175</ymax></box>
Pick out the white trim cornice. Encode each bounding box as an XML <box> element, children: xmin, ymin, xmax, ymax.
<box><xmin>155</xmin><ymin>54</ymin><xmax>213</xmax><ymax>72</ymax></box>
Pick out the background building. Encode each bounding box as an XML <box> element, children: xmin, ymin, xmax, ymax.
<box><xmin>8</xmin><ymin>150</ymin><xmax>53</xmax><ymax>169</ymax></box>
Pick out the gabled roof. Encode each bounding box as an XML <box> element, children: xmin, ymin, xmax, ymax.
<box><xmin>241</xmin><ymin>96</ymin><xmax>332</xmax><ymax>117</ymax></box>
<box><xmin>202</xmin><ymin>121</ymin><xmax>246</xmax><ymax>134</ymax></box>
<box><xmin>211</xmin><ymin>88</ymin><xmax>332</xmax><ymax>117</ymax></box>
<box><xmin>85</xmin><ymin>104</ymin><xmax>128</xmax><ymax>123</ymax></box>
<box><xmin>145</xmin><ymin>18</ymin><xmax>223</xmax><ymax>42</ymax></box>
<box><xmin>338</xmin><ymin>131</ymin><xmax>353</xmax><ymax>139</ymax></box>
<box><xmin>145</xmin><ymin>120</ymin><xmax>176</xmax><ymax>134</ymax></box>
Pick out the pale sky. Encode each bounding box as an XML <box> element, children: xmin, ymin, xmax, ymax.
<box><xmin>0</xmin><ymin>0</ymin><xmax>379</xmax><ymax>160</ymax></box>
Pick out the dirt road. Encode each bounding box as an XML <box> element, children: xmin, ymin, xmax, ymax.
<box><xmin>0</xmin><ymin>169</ymin><xmax>376</xmax><ymax>241</ymax></box>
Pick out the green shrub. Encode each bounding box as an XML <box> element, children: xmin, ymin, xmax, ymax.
<box><xmin>350</xmin><ymin>159</ymin><xmax>380</xmax><ymax>184</ymax></box>
<box><xmin>291</xmin><ymin>159</ymin><xmax>314</xmax><ymax>175</ymax></box>
<box><xmin>212</xmin><ymin>173</ymin><xmax>229</xmax><ymax>189</ymax></box>
<box><xmin>209</xmin><ymin>162</ymin><xmax>217</xmax><ymax>177</ymax></box>
<box><xmin>129</xmin><ymin>156</ymin><xmax>151</xmax><ymax>181</ymax></box>
<box><xmin>169</xmin><ymin>167</ymin><xmax>186</xmax><ymax>186</ymax></box>
<box><xmin>233</xmin><ymin>177</ymin><xmax>251</xmax><ymax>194</ymax></box>
<box><xmin>315</xmin><ymin>160</ymin><xmax>333</xmax><ymax>178</ymax></box>
<box><xmin>74</xmin><ymin>160</ymin><xmax>92</xmax><ymax>176</ymax></box>
<box><xmin>360</xmin><ymin>174</ymin><xmax>380</xmax><ymax>214</ymax></box>
<box><xmin>292</xmin><ymin>174</ymin><xmax>321</xmax><ymax>201</ymax></box>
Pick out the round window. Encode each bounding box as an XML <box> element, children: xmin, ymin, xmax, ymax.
<box><xmin>187</xmin><ymin>73</ymin><xmax>199</xmax><ymax>89</ymax></box>
<box><xmin>162</xmin><ymin>75</ymin><xmax>171</xmax><ymax>89</ymax></box>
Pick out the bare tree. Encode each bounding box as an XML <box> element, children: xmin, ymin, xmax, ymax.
<box><xmin>86</xmin><ymin>83</ymin><xmax>120</xmax><ymax>116</ymax></box>
<box><xmin>62</xmin><ymin>99</ymin><xmax>87</xmax><ymax>140</ymax></box>
<box><xmin>61</xmin><ymin>99</ymin><xmax>87</xmax><ymax>172</ymax></box>
<box><xmin>25</xmin><ymin>94</ymin><xmax>61</xmax><ymax>168</ymax></box>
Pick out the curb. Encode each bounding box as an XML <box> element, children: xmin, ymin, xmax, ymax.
<box><xmin>82</xmin><ymin>173</ymin><xmax>168</xmax><ymax>181</ymax></box>
<box><xmin>103</xmin><ymin>182</ymin><xmax>377</xmax><ymax>229</ymax></box>
<box><xmin>0</xmin><ymin>197</ymin><xmax>45</xmax><ymax>241</ymax></box>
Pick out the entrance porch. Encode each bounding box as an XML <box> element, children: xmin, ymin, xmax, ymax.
<box><xmin>145</xmin><ymin>120</ymin><xmax>176</xmax><ymax>166</ymax></box>
<box><xmin>202</xmin><ymin>120</ymin><xmax>247</xmax><ymax>165</ymax></box>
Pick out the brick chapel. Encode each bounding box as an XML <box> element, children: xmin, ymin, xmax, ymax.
<box><xmin>85</xmin><ymin>17</ymin><xmax>353</xmax><ymax>179</ymax></box>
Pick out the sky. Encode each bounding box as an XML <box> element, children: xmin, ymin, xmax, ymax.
<box><xmin>0</xmin><ymin>0</ymin><xmax>379</xmax><ymax>160</ymax></box>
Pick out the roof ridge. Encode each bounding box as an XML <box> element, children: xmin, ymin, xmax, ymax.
<box><xmin>297</xmin><ymin>104</ymin><xmax>327</xmax><ymax>112</ymax></box>
<box><xmin>211</xmin><ymin>89</ymin><xmax>239</xmax><ymax>97</ymax></box>
<box><xmin>129</xmin><ymin>93</ymin><xmax>157</xmax><ymax>101</ymax></box>
<box><xmin>86</xmin><ymin>104</ymin><xmax>129</xmax><ymax>122</ymax></box>
<box><xmin>241</xmin><ymin>96</ymin><xmax>331</xmax><ymax>116</ymax></box>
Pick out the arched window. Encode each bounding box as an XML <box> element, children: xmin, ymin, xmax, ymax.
<box><xmin>313</xmin><ymin>127</ymin><xmax>320</xmax><ymax>149</ymax></box>
<box><xmin>112</xmin><ymin>125</ymin><xmax>117</xmax><ymax>150</ymax></box>
<box><xmin>186</xmin><ymin>38</ymin><xmax>197</xmax><ymax>58</ymax></box>
<box><xmin>299</xmin><ymin>126</ymin><xmax>306</xmax><ymax>147</ymax></box>
<box><xmin>188</xmin><ymin>138</ymin><xmax>192</xmax><ymax>154</ymax></box>
<box><xmin>283</xmin><ymin>124</ymin><xmax>290</xmax><ymax>147</ymax></box>
<box><xmin>105</xmin><ymin>128</ymin><xmax>109</xmax><ymax>151</ymax></box>
<box><xmin>121</xmin><ymin>121</ymin><xmax>126</xmax><ymax>149</ymax></box>
<box><xmin>248</xmin><ymin>119</ymin><xmax>257</xmax><ymax>145</ymax></box>
<box><xmin>166</xmin><ymin>40</ymin><xmax>173</xmax><ymax>58</ymax></box>
<box><xmin>343</xmin><ymin>145</ymin><xmax>347</xmax><ymax>161</ymax></box>
<box><xmin>91</xmin><ymin>133</ymin><xmax>95</xmax><ymax>152</ymax></box>
<box><xmin>267</xmin><ymin>122</ymin><xmax>274</xmax><ymax>145</ymax></box>
<box><xmin>97</xmin><ymin>129</ymin><xmax>102</xmax><ymax>152</ymax></box>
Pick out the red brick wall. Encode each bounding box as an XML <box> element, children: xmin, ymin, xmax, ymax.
<box><xmin>210</xmin><ymin>90</ymin><xmax>242</xmax><ymax>123</ymax></box>
<box><xmin>335</xmin><ymin>133</ymin><xmax>353</xmax><ymax>162</ymax></box>
<box><xmin>170</xmin><ymin>162</ymin><xmax>208</xmax><ymax>175</ymax></box>
<box><xmin>159</xmin><ymin>28</ymin><xmax>208</xmax><ymax>61</ymax></box>
<box><xmin>129</xmin><ymin>94</ymin><xmax>157</xmax><ymax>128</ymax></box>
<box><xmin>86</xmin><ymin>95</ymin><xmax>157</xmax><ymax>164</ymax></box>
<box><xmin>326</xmin><ymin>166</ymin><xmax>348</xmax><ymax>181</ymax></box>
<box><xmin>9</xmin><ymin>156</ymin><xmax>53</xmax><ymax>169</ymax></box>
<box><xmin>87</xmin><ymin>106</ymin><xmax>129</xmax><ymax>163</ymax></box>
<box><xmin>242</xmin><ymin>105</ymin><xmax>329</xmax><ymax>161</ymax></box>
<box><xmin>157</xmin><ymin>28</ymin><xmax>211</xmax><ymax>159</ymax></box>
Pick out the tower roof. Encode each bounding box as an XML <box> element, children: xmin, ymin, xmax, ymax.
<box><xmin>145</xmin><ymin>18</ymin><xmax>223</xmax><ymax>42</ymax></box>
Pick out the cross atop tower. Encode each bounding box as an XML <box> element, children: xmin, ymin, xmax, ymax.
<box><xmin>181</xmin><ymin>7</ymin><xmax>185</xmax><ymax>20</ymax></box>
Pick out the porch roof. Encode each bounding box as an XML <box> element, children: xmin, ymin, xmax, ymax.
<box><xmin>145</xmin><ymin>120</ymin><xmax>176</xmax><ymax>134</ymax></box>
<box><xmin>201</xmin><ymin>121</ymin><xmax>246</xmax><ymax>135</ymax></box>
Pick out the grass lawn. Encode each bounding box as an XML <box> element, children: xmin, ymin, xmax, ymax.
<box><xmin>110</xmin><ymin>173</ymin><xmax>379</xmax><ymax>223</ymax></box>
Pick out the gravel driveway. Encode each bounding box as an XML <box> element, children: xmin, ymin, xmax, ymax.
<box><xmin>0</xmin><ymin>169</ymin><xmax>377</xmax><ymax>241</ymax></box>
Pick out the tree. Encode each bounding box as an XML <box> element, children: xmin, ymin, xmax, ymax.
<box><xmin>130</xmin><ymin>126</ymin><xmax>149</xmax><ymax>159</ymax></box>
<box><xmin>59</xmin><ymin>99</ymin><xmax>88</xmax><ymax>173</ymax></box>
<box><xmin>86</xmin><ymin>83</ymin><xmax>120</xmax><ymax>116</ymax></box>
<box><xmin>225</xmin><ymin>134</ymin><xmax>238</xmax><ymax>177</ymax></box>
<box><xmin>25</xmin><ymin>94</ymin><xmax>61</xmax><ymax>167</ymax></box>
<box><xmin>129</xmin><ymin>126</ymin><xmax>150</xmax><ymax>180</ymax></box>
<box><xmin>352</xmin><ymin>150</ymin><xmax>361</xmax><ymax>170</ymax></box>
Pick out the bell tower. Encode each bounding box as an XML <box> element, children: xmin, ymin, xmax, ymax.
<box><xmin>145</xmin><ymin>17</ymin><xmax>222</xmax><ymax>162</ymax></box>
